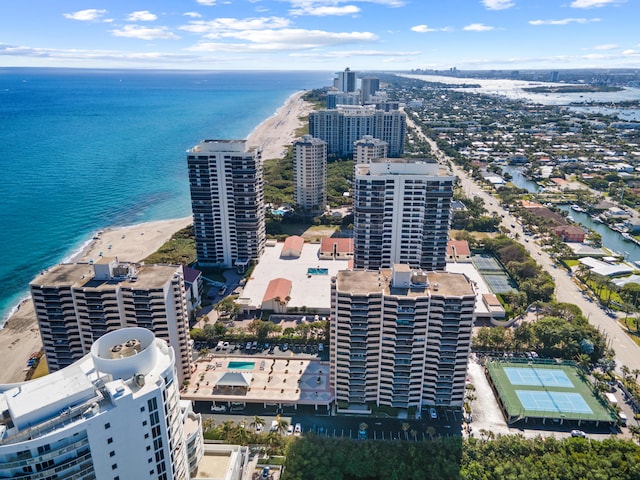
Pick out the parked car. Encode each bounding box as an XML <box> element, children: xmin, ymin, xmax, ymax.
<box><xmin>270</xmin><ymin>420</ymin><xmax>278</xmax><ymax>432</ymax></box>
<box><xmin>261</xmin><ymin>466</ymin><xmax>270</xmax><ymax>480</ymax></box>
<box><xmin>286</xmin><ymin>424</ymin><xmax>294</xmax><ymax>435</ymax></box>
<box><xmin>210</xmin><ymin>404</ymin><xmax>227</xmax><ymax>413</ymax></box>
<box><xmin>429</xmin><ymin>407</ymin><xmax>438</xmax><ymax>419</ymax></box>
<box><xmin>571</xmin><ymin>429</ymin><xmax>586</xmax><ymax>438</ymax></box>
<box><xmin>294</xmin><ymin>423</ymin><xmax>302</xmax><ymax>435</ymax></box>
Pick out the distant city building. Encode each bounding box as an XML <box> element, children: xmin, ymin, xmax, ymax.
<box><xmin>353</xmin><ymin>135</ymin><xmax>388</xmax><ymax>165</ymax></box>
<box><xmin>0</xmin><ymin>327</ymin><xmax>203</xmax><ymax>480</ymax></box>
<box><xmin>360</xmin><ymin>77</ymin><xmax>380</xmax><ymax>104</ymax></box>
<box><xmin>334</xmin><ymin>67</ymin><xmax>357</xmax><ymax>93</ymax></box>
<box><xmin>330</xmin><ymin>265</ymin><xmax>476</xmax><ymax>410</ymax></box>
<box><xmin>30</xmin><ymin>259</ymin><xmax>193</xmax><ymax>383</ymax></box>
<box><xmin>309</xmin><ymin>105</ymin><xmax>406</xmax><ymax>157</ymax></box>
<box><xmin>293</xmin><ymin>135</ymin><xmax>327</xmax><ymax>213</ymax></box>
<box><xmin>326</xmin><ymin>91</ymin><xmax>361</xmax><ymax>109</ymax></box>
<box><xmin>550</xmin><ymin>71</ymin><xmax>560</xmax><ymax>82</ymax></box>
<box><xmin>187</xmin><ymin>140</ymin><xmax>265</xmax><ymax>271</ymax></box>
<box><xmin>353</xmin><ymin>159</ymin><xmax>454</xmax><ymax>271</ymax></box>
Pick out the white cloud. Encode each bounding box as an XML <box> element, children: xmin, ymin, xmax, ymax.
<box><xmin>529</xmin><ymin>17</ymin><xmax>600</xmax><ymax>25</ymax></box>
<box><xmin>570</xmin><ymin>0</ymin><xmax>625</xmax><ymax>8</ymax></box>
<box><xmin>196</xmin><ymin>0</ymin><xmax>217</xmax><ymax>5</ymax></box>
<box><xmin>111</xmin><ymin>25</ymin><xmax>180</xmax><ymax>40</ymax></box>
<box><xmin>593</xmin><ymin>43</ymin><xmax>618</xmax><ymax>50</ymax></box>
<box><xmin>180</xmin><ymin>17</ymin><xmax>291</xmax><ymax>36</ymax></box>
<box><xmin>63</xmin><ymin>9</ymin><xmax>108</xmax><ymax>21</ymax></box>
<box><xmin>287</xmin><ymin>0</ymin><xmax>406</xmax><ymax>7</ymax></box>
<box><xmin>290</xmin><ymin>5</ymin><xmax>361</xmax><ymax>16</ymax></box>
<box><xmin>411</xmin><ymin>25</ymin><xmax>449</xmax><ymax>33</ymax></box>
<box><xmin>126</xmin><ymin>11</ymin><xmax>157</xmax><ymax>22</ymax></box>
<box><xmin>463</xmin><ymin>23</ymin><xmax>494</xmax><ymax>31</ymax></box>
<box><xmin>291</xmin><ymin>49</ymin><xmax>420</xmax><ymax>58</ymax></box>
<box><xmin>183</xmin><ymin>12</ymin><xmax>202</xmax><ymax>18</ymax></box>
<box><xmin>482</xmin><ymin>0</ymin><xmax>515</xmax><ymax>10</ymax></box>
<box><xmin>188</xmin><ymin>29</ymin><xmax>377</xmax><ymax>52</ymax></box>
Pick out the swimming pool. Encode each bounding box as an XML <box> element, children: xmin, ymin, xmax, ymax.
<box><xmin>227</xmin><ymin>361</ymin><xmax>255</xmax><ymax>370</ymax></box>
<box><xmin>307</xmin><ymin>268</ymin><xmax>329</xmax><ymax>275</ymax></box>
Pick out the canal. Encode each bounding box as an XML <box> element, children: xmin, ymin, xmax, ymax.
<box><xmin>502</xmin><ymin>165</ymin><xmax>640</xmax><ymax>262</ymax></box>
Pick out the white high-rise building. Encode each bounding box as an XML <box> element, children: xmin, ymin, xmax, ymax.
<box><xmin>353</xmin><ymin>159</ymin><xmax>454</xmax><ymax>271</ymax></box>
<box><xmin>309</xmin><ymin>105</ymin><xmax>406</xmax><ymax>157</ymax></box>
<box><xmin>187</xmin><ymin>140</ymin><xmax>265</xmax><ymax>270</ymax></box>
<box><xmin>330</xmin><ymin>266</ymin><xmax>475</xmax><ymax>410</ymax></box>
<box><xmin>0</xmin><ymin>327</ymin><xmax>204</xmax><ymax>480</ymax></box>
<box><xmin>353</xmin><ymin>135</ymin><xmax>388</xmax><ymax>165</ymax></box>
<box><xmin>30</xmin><ymin>259</ymin><xmax>193</xmax><ymax>383</ymax></box>
<box><xmin>360</xmin><ymin>77</ymin><xmax>380</xmax><ymax>104</ymax></box>
<box><xmin>294</xmin><ymin>135</ymin><xmax>327</xmax><ymax>213</ymax></box>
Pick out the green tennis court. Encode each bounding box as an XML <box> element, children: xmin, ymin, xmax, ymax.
<box><xmin>486</xmin><ymin>358</ymin><xmax>616</xmax><ymax>425</ymax></box>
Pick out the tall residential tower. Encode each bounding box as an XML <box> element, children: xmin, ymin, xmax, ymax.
<box><xmin>294</xmin><ymin>135</ymin><xmax>327</xmax><ymax>213</ymax></box>
<box><xmin>30</xmin><ymin>259</ymin><xmax>193</xmax><ymax>383</ymax></box>
<box><xmin>0</xmin><ymin>328</ymin><xmax>203</xmax><ymax>480</ymax></box>
<box><xmin>331</xmin><ymin>265</ymin><xmax>476</xmax><ymax>410</ymax></box>
<box><xmin>353</xmin><ymin>159</ymin><xmax>454</xmax><ymax>271</ymax></box>
<box><xmin>187</xmin><ymin>140</ymin><xmax>265</xmax><ymax>270</ymax></box>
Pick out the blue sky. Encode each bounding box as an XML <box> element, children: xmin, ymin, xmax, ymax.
<box><xmin>1</xmin><ymin>0</ymin><xmax>638</xmax><ymax>70</ymax></box>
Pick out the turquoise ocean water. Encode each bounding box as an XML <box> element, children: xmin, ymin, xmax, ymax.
<box><xmin>0</xmin><ymin>68</ymin><xmax>331</xmax><ymax>326</ymax></box>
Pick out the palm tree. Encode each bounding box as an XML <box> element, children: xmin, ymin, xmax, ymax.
<box><xmin>249</xmin><ymin>415</ymin><xmax>265</xmax><ymax>433</ymax></box>
<box><xmin>230</xmin><ymin>424</ymin><xmax>251</xmax><ymax>445</ymax></box>
<box><xmin>276</xmin><ymin>418</ymin><xmax>289</xmax><ymax>435</ymax></box>
<box><xmin>401</xmin><ymin>422</ymin><xmax>410</xmax><ymax>440</ymax></box>
<box><xmin>426</xmin><ymin>426</ymin><xmax>436</xmax><ymax>440</ymax></box>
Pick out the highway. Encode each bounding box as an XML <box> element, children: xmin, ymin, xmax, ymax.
<box><xmin>407</xmin><ymin>115</ymin><xmax>640</xmax><ymax>374</ymax></box>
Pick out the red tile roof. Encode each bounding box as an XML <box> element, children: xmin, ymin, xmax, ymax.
<box><xmin>320</xmin><ymin>237</ymin><xmax>354</xmax><ymax>254</ymax></box>
<box><xmin>447</xmin><ymin>240</ymin><xmax>471</xmax><ymax>257</ymax></box>
<box><xmin>281</xmin><ymin>236</ymin><xmax>304</xmax><ymax>256</ymax></box>
<box><xmin>262</xmin><ymin>278</ymin><xmax>292</xmax><ymax>303</ymax></box>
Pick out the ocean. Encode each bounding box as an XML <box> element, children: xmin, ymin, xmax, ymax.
<box><xmin>0</xmin><ymin>68</ymin><xmax>332</xmax><ymax>326</ymax></box>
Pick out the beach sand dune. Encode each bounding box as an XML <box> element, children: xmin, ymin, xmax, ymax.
<box><xmin>0</xmin><ymin>91</ymin><xmax>313</xmax><ymax>385</ymax></box>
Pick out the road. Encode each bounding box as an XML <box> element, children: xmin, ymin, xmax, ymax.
<box><xmin>406</xmin><ymin>114</ymin><xmax>640</xmax><ymax>374</ymax></box>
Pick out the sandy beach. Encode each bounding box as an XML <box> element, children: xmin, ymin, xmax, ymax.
<box><xmin>0</xmin><ymin>90</ymin><xmax>312</xmax><ymax>385</ymax></box>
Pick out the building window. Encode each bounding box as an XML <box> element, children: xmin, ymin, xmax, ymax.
<box><xmin>111</xmin><ymin>464</ymin><xmax>117</xmax><ymax>470</ymax></box>
<box><xmin>109</xmin><ymin>451</ymin><xmax>115</xmax><ymax>457</ymax></box>
<box><xmin>107</xmin><ymin>438</ymin><xmax>113</xmax><ymax>444</ymax></box>
<box><xmin>105</xmin><ymin>423</ymin><xmax>111</xmax><ymax>429</ymax></box>
<box><xmin>142</xmin><ymin>420</ymin><xmax>148</xmax><ymax>426</ymax></box>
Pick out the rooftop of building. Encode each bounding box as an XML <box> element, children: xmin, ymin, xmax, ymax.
<box><xmin>335</xmin><ymin>268</ymin><xmax>474</xmax><ymax>298</ymax></box>
<box><xmin>239</xmin><ymin>242</ymin><xmax>350</xmax><ymax>312</ymax></box>
<box><xmin>31</xmin><ymin>261</ymin><xmax>180</xmax><ymax>291</ymax></box>
<box><xmin>355</xmin><ymin>158</ymin><xmax>452</xmax><ymax>177</ymax></box>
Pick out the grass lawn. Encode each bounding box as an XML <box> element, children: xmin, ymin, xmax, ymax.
<box><xmin>31</xmin><ymin>356</ymin><xmax>48</xmax><ymax>380</ymax></box>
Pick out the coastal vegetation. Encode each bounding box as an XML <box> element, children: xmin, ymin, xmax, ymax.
<box><xmin>281</xmin><ymin>434</ymin><xmax>640</xmax><ymax>480</ymax></box>
<box><xmin>142</xmin><ymin>225</ymin><xmax>196</xmax><ymax>265</ymax></box>
<box><xmin>473</xmin><ymin>301</ymin><xmax>609</xmax><ymax>363</ymax></box>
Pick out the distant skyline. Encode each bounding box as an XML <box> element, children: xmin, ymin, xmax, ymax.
<box><xmin>1</xmin><ymin>0</ymin><xmax>638</xmax><ymax>71</ymax></box>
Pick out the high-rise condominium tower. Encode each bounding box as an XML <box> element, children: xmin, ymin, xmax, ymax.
<box><xmin>360</xmin><ymin>77</ymin><xmax>380</xmax><ymax>104</ymax></box>
<box><xmin>293</xmin><ymin>135</ymin><xmax>327</xmax><ymax>213</ymax></box>
<box><xmin>353</xmin><ymin>135</ymin><xmax>388</xmax><ymax>165</ymax></box>
<box><xmin>30</xmin><ymin>259</ymin><xmax>193</xmax><ymax>383</ymax></box>
<box><xmin>330</xmin><ymin>265</ymin><xmax>475</xmax><ymax>410</ymax></box>
<box><xmin>0</xmin><ymin>328</ymin><xmax>203</xmax><ymax>480</ymax></box>
<box><xmin>187</xmin><ymin>139</ymin><xmax>265</xmax><ymax>270</ymax></box>
<box><xmin>353</xmin><ymin>159</ymin><xmax>454</xmax><ymax>271</ymax></box>
<box><xmin>309</xmin><ymin>105</ymin><xmax>406</xmax><ymax>157</ymax></box>
<box><xmin>334</xmin><ymin>67</ymin><xmax>357</xmax><ymax>93</ymax></box>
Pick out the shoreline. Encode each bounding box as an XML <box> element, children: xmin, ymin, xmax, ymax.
<box><xmin>0</xmin><ymin>89</ymin><xmax>313</xmax><ymax>385</ymax></box>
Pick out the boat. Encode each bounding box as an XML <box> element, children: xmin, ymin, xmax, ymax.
<box><xmin>571</xmin><ymin>204</ymin><xmax>587</xmax><ymax>213</ymax></box>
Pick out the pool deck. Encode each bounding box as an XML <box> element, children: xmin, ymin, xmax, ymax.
<box><xmin>240</xmin><ymin>242</ymin><xmax>350</xmax><ymax>313</ymax></box>
<box><xmin>181</xmin><ymin>354</ymin><xmax>333</xmax><ymax>408</ymax></box>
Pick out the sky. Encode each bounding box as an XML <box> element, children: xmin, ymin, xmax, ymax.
<box><xmin>1</xmin><ymin>0</ymin><xmax>638</xmax><ymax>71</ymax></box>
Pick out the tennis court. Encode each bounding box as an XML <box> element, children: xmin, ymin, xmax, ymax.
<box><xmin>504</xmin><ymin>367</ymin><xmax>574</xmax><ymax>388</ymax></box>
<box><xmin>471</xmin><ymin>255</ymin><xmax>517</xmax><ymax>294</ymax></box>
<box><xmin>516</xmin><ymin>390</ymin><xmax>593</xmax><ymax>414</ymax></box>
<box><xmin>485</xmin><ymin>358</ymin><xmax>616</xmax><ymax>424</ymax></box>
